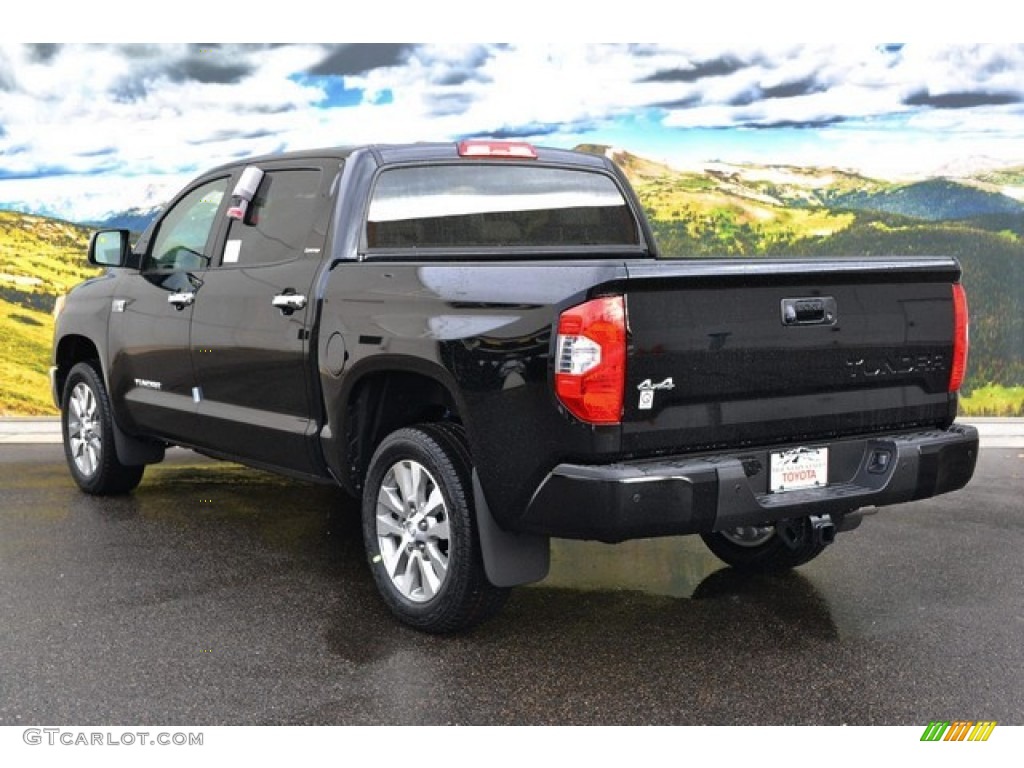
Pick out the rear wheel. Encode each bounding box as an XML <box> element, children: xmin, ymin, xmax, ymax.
<box><xmin>61</xmin><ymin>361</ymin><xmax>145</xmax><ymax>495</ymax></box>
<box><xmin>361</xmin><ymin>423</ymin><xmax>508</xmax><ymax>633</ymax></box>
<box><xmin>701</xmin><ymin>517</ymin><xmax>830</xmax><ymax>572</ymax></box>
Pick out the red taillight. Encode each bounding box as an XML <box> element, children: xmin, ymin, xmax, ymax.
<box><xmin>950</xmin><ymin>283</ymin><xmax>969</xmax><ymax>392</ymax></box>
<box><xmin>554</xmin><ymin>296</ymin><xmax>626</xmax><ymax>424</ymax></box>
<box><xmin>457</xmin><ymin>140</ymin><xmax>538</xmax><ymax>159</ymax></box>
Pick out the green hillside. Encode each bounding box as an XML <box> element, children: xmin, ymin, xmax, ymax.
<box><xmin>634</xmin><ymin>172</ymin><xmax>857</xmax><ymax>256</ymax></box>
<box><xmin>0</xmin><ymin>211</ymin><xmax>99</xmax><ymax>414</ymax></box>
<box><xmin>829</xmin><ymin>179</ymin><xmax>1024</xmax><ymax>221</ymax></box>
<box><xmin>973</xmin><ymin>166</ymin><xmax>1024</xmax><ymax>186</ymax></box>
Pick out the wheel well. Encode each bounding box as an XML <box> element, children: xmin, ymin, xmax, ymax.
<box><xmin>344</xmin><ymin>371</ymin><xmax>461</xmax><ymax>493</ymax></box>
<box><xmin>55</xmin><ymin>335</ymin><xmax>101</xmax><ymax>403</ymax></box>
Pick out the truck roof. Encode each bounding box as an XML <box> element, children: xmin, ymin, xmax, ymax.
<box><xmin>205</xmin><ymin>142</ymin><xmax>613</xmax><ymax>174</ymax></box>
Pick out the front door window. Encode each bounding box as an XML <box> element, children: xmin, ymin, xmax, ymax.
<box><xmin>146</xmin><ymin>178</ymin><xmax>229</xmax><ymax>271</ymax></box>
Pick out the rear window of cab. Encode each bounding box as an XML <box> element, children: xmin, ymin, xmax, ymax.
<box><xmin>365</xmin><ymin>164</ymin><xmax>639</xmax><ymax>251</ymax></box>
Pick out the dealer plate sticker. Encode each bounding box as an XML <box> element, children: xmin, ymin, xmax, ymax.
<box><xmin>770</xmin><ymin>447</ymin><xmax>828</xmax><ymax>493</ymax></box>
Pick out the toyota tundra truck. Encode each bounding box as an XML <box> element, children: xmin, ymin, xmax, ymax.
<box><xmin>51</xmin><ymin>140</ymin><xmax>979</xmax><ymax>632</ymax></box>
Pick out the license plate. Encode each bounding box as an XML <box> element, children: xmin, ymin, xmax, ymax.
<box><xmin>770</xmin><ymin>447</ymin><xmax>828</xmax><ymax>493</ymax></box>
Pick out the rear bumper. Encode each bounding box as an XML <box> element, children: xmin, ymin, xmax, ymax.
<box><xmin>519</xmin><ymin>424</ymin><xmax>979</xmax><ymax>542</ymax></box>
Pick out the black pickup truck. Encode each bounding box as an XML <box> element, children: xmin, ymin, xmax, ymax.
<box><xmin>52</xmin><ymin>140</ymin><xmax>978</xmax><ymax>632</ymax></box>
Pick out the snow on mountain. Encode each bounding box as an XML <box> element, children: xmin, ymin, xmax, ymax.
<box><xmin>930</xmin><ymin>155</ymin><xmax>1023</xmax><ymax>180</ymax></box>
<box><xmin>0</xmin><ymin>173</ymin><xmax>183</xmax><ymax>225</ymax></box>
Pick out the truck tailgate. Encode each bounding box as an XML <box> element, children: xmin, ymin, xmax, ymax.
<box><xmin>619</xmin><ymin>257</ymin><xmax>962</xmax><ymax>455</ymax></box>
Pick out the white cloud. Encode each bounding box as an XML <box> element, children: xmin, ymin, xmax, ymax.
<box><xmin>3</xmin><ymin>43</ymin><xmax>1024</xmax><ymax>220</ymax></box>
<box><xmin>0</xmin><ymin>44</ymin><xmax>328</xmax><ymax>176</ymax></box>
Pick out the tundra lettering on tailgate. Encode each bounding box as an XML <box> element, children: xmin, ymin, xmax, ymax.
<box><xmin>845</xmin><ymin>353</ymin><xmax>946</xmax><ymax>379</ymax></box>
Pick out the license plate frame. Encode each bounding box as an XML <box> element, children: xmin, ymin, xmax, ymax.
<box><xmin>769</xmin><ymin>447</ymin><xmax>829</xmax><ymax>493</ymax></box>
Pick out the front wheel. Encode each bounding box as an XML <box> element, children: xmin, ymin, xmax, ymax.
<box><xmin>701</xmin><ymin>517</ymin><xmax>831</xmax><ymax>572</ymax></box>
<box><xmin>361</xmin><ymin>424</ymin><xmax>508</xmax><ymax>633</ymax></box>
<box><xmin>61</xmin><ymin>361</ymin><xmax>145</xmax><ymax>495</ymax></box>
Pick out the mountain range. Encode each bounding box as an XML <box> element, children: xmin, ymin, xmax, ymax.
<box><xmin>11</xmin><ymin>146</ymin><xmax>1024</xmax><ymax>236</ymax></box>
<box><xmin>11</xmin><ymin>148</ymin><xmax>1024</xmax><ymax>240</ymax></box>
<box><xmin>83</xmin><ymin>205</ymin><xmax>164</xmax><ymax>233</ymax></box>
<box><xmin>585</xmin><ymin>145</ymin><xmax>1024</xmax><ymax>238</ymax></box>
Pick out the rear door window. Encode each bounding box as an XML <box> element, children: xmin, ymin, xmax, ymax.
<box><xmin>366</xmin><ymin>165</ymin><xmax>639</xmax><ymax>252</ymax></box>
<box><xmin>221</xmin><ymin>168</ymin><xmax>323</xmax><ymax>267</ymax></box>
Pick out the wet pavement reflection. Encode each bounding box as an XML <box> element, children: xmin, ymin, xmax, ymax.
<box><xmin>1</xmin><ymin>445</ymin><xmax>1021</xmax><ymax>725</ymax></box>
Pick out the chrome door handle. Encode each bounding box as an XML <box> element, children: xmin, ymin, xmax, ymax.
<box><xmin>272</xmin><ymin>293</ymin><xmax>307</xmax><ymax>313</ymax></box>
<box><xmin>168</xmin><ymin>292</ymin><xmax>195</xmax><ymax>309</ymax></box>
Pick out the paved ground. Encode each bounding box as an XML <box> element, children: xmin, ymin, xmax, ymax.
<box><xmin>0</xmin><ymin>441</ymin><xmax>1021</xmax><ymax>725</ymax></box>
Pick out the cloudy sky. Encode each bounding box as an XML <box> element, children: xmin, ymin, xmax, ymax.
<box><xmin>3</xmin><ymin>42</ymin><xmax>1024</xmax><ymax>222</ymax></box>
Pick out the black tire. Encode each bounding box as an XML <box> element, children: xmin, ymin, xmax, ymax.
<box><xmin>700</xmin><ymin>517</ymin><xmax>830</xmax><ymax>573</ymax></box>
<box><xmin>61</xmin><ymin>361</ymin><xmax>145</xmax><ymax>495</ymax></box>
<box><xmin>361</xmin><ymin>423</ymin><xmax>509</xmax><ymax>633</ymax></box>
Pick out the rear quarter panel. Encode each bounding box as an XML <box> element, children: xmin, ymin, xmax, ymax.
<box><xmin>318</xmin><ymin>260</ymin><xmax>628</xmax><ymax>524</ymax></box>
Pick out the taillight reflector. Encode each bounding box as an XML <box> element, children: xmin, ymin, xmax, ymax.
<box><xmin>457</xmin><ymin>140</ymin><xmax>538</xmax><ymax>159</ymax></box>
<box><xmin>555</xmin><ymin>296</ymin><xmax>626</xmax><ymax>424</ymax></box>
<box><xmin>949</xmin><ymin>283</ymin><xmax>969</xmax><ymax>392</ymax></box>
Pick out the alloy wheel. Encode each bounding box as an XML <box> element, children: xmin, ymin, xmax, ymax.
<box><xmin>68</xmin><ymin>382</ymin><xmax>102</xmax><ymax>477</ymax></box>
<box><xmin>375</xmin><ymin>459</ymin><xmax>451</xmax><ymax>602</ymax></box>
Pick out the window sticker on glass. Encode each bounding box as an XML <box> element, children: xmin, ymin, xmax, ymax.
<box><xmin>224</xmin><ymin>239</ymin><xmax>242</xmax><ymax>264</ymax></box>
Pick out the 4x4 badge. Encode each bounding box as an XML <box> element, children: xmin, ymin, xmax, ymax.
<box><xmin>637</xmin><ymin>377</ymin><xmax>675</xmax><ymax>410</ymax></box>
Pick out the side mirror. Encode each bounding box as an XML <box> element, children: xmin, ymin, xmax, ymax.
<box><xmin>88</xmin><ymin>230</ymin><xmax>132</xmax><ymax>268</ymax></box>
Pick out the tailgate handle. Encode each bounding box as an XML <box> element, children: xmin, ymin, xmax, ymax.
<box><xmin>781</xmin><ymin>297</ymin><xmax>836</xmax><ymax>326</ymax></box>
